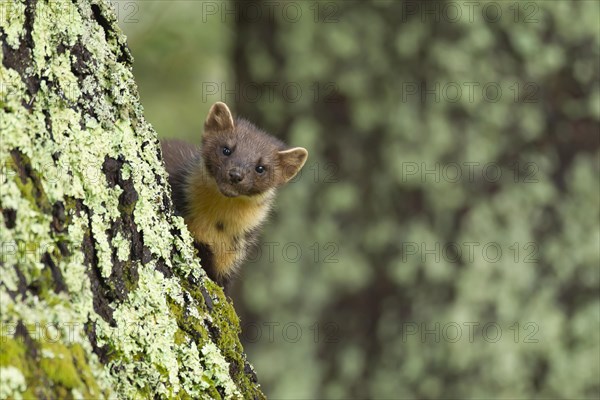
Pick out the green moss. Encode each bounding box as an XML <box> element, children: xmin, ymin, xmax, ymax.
<box><xmin>39</xmin><ymin>342</ymin><xmax>84</xmax><ymax>389</ymax></box>
<box><xmin>174</xmin><ymin>329</ymin><xmax>187</xmax><ymax>346</ymax></box>
<box><xmin>70</xmin><ymin>344</ymin><xmax>103</xmax><ymax>397</ymax></box>
<box><xmin>166</xmin><ymin>294</ymin><xmax>210</xmax><ymax>342</ymax></box>
<box><xmin>0</xmin><ymin>339</ymin><xmax>104</xmax><ymax>399</ymax></box>
<box><xmin>176</xmin><ymin>389</ymin><xmax>194</xmax><ymax>400</ymax></box>
<box><xmin>0</xmin><ymin>339</ymin><xmax>29</xmax><ymax>377</ymax></box>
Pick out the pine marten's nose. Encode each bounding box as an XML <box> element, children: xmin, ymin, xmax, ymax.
<box><xmin>228</xmin><ymin>169</ymin><xmax>244</xmax><ymax>183</ymax></box>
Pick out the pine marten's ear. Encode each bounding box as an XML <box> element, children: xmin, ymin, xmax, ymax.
<box><xmin>204</xmin><ymin>102</ymin><xmax>235</xmax><ymax>134</ymax></box>
<box><xmin>278</xmin><ymin>147</ymin><xmax>308</xmax><ymax>184</ymax></box>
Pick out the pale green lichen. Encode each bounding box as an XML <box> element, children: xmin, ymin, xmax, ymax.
<box><xmin>202</xmin><ymin>342</ymin><xmax>243</xmax><ymax>399</ymax></box>
<box><xmin>100</xmin><ymin>267</ymin><xmax>179</xmax><ymax>397</ymax></box>
<box><xmin>31</xmin><ymin>1</ymin><xmax>85</xmax><ymax>75</ymax></box>
<box><xmin>92</xmin><ymin>213</ymin><xmax>116</xmax><ymax>279</ymax></box>
<box><xmin>1</xmin><ymin>0</ymin><xmax>262</xmax><ymax>398</ymax></box>
<box><xmin>0</xmin><ymin>62</ymin><xmax>26</xmax><ymax>108</ymax></box>
<box><xmin>0</xmin><ymin>1</ymin><xmax>26</xmax><ymax>49</ymax></box>
<box><xmin>114</xmin><ymin>231</ymin><xmax>131</xmax><ymax>261</ymax></box>
<box><xmin>0</xmin><ymin>366</ymin><xmax>27</xmax><ymax>400</ymax></box>
<box><xmin>121</xmin><ymin>162</ymin><xmax>132</xmax><ymax>180</ymax></box>
<box><xmin>175</xmin><ymin>341</ymin><xmax>207</xmax><ymax>397</ymax></box>
<box><xmin>50</xmin><ymin>52</ymin><xmax>81</xmax><ymax>103</ymax></box>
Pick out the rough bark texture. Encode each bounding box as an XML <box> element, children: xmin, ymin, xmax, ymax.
<box><xmin>0</xmin><ymin>1</ymin><xmax>264</xmax><ymax>398</ymax></box>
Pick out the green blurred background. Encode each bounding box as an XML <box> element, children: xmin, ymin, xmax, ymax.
<box><xmin>119</xmin><ymin>1</ymin><xmax>600</xmax><ymax>398</ymax></box>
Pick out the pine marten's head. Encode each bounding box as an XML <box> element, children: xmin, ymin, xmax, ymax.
<box><xmin>201</xmin><ymin>102</ymin><xmax>308</xmax><ymax>198</ymax></box>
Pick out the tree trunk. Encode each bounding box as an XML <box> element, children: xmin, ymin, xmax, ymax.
<box><xmin>0</xmin><ymin>1</ymin><xmax>264</xmax><ymax>398</ymax></box>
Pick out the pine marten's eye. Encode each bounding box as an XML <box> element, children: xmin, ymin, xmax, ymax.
<box><xmin>255</xmin><ymin>165</ymin><xmax>265</xmax><ymax>174</ymax></box>
<box><xmin>222</xmin><ymin>147</ymin><xmax>232</xmax><ymax>156</ymax></box>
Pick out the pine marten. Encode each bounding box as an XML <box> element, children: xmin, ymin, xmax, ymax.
<box><xmin>161</xmin><ymin>102</ymin><xmax>308</xmax><ymax>292</ymax></box>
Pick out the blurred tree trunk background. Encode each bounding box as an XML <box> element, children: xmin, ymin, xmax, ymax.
<box><xmin>230</xmin><ymin>1</ymin><xmax>599</xmax><ymax>399</ymax></box>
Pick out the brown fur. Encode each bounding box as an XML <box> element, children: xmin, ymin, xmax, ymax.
<box><xmin>161</xmin><ymin>102</ymin><xmax>308</xmax><ymax>292</ymax></box>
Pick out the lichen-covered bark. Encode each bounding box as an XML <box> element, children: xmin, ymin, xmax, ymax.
<box><xmin>0</xmin><ymin>1</ymin><xmax>264</xmax><ymax>398</ymax></box>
